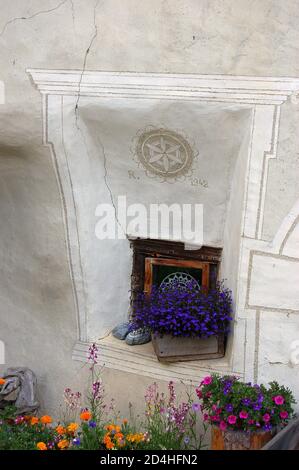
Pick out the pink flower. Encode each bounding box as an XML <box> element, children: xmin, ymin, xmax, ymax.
<box><xmin>239</xmin><ymin>410</ymin><xmax>248</xmax><ymax>419</ymax></box>
<box><xmin>273</xmin><ymin>395</ymin><xmax>285</xmax><ymax>405</ymax></box>
<box><xmin>228</xmin><ymin>415</ymin><xmax>237</xmax><ymax>425</ymax></box>
<box><xmin>263</xmin><ymin>413</ymin><xmax>271</xmax><ymax>423</ymax></box>
<box><xmin>219</xmin><ymin>421</ymin><xmax>227</xmax><ymax>431</ymax></box>
<box><xmin>211</xmin><ymin>415</ymin><xmax>220</xmax><ymax>422</ymax></box>
<box><xmin>196</xmin><ymin>389</ymin><xmax>203</xmax><ymax>399</ymax></box>
<box><xmin>203</xmin><ymin>413</ymin><xmax>209</xmax><ymax>422</ymax></box>
<box><xmin>248</xmin><ymin>419</ymin><xmax>255</xmax><ymax>425</ymax></box>
<box><xmin>280</xmin><ymin>411</ymin><xmax>289</xmax><ymax>419</ymax></box>
<box><xmin>202</xmin><ymin>376</ymin><xmax>213</xmax><ymax>386</ymax></box>
<box><xmin>212</xmin><ymin>404</ymin><xmax>217</xmax><ymax>411</ymax></box>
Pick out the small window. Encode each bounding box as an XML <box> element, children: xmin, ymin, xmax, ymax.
<box><xmin>130</xmin><ymin>238</ymin><xmax>222</xmax><ymax>306</ymax></box>
<box><xmin>144</xmin><ymin>257</ymin><xmax>210</xmax><ymax>294</ymax></box>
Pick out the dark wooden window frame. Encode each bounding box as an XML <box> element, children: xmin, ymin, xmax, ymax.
<box><xmin>129</xmin><ymin>238</ymin><xmax>222</xmax><ymax>308</ymax></box>
<box><xmin>144</xmin><ymin>257</ymin><xmax>210</xmax><ymax>295</ymax></box>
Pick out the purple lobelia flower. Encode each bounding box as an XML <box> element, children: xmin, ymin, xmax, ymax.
<box><xmin>130</xmin><ymin>280</ymin><xmax>233</xmax><ymax>338</ymax></box>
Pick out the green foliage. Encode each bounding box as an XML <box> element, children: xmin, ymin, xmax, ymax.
<box><xmin>0</xmin><ymin>417</ymin><xmax>57</xmax><ymax>450</ymax></box>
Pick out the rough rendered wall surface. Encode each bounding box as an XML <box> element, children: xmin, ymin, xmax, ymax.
<box><xmin>1</xmin><ymin>0</ymin><xmax>299</xmax><ymax>415</ymax></box>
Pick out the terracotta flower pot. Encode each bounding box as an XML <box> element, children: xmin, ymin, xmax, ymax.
<box><xmin>211</xmin><ymin>427</ymin><xmax>274</xmax><ymax>450</ymax></box>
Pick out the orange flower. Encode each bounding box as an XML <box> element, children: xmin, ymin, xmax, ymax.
<box><xmin>123</xmin><ymin>418</ymin><xmax>128</xmax><ymax>425</ymax></box>
<box><xmin>0</xmin><ymin>378</ymin><xmax>5</xmax><ymax>386</ymax></box>
<box><xmin>37</xmin><ymin>442</ymin><xmax>47</xmax><ymax>451</ymax></box>
<box><xmin>57</xmin><ymin>439</ymin><xmax>69</xmax><ymax>450</ymax></box>
<box><xmin>31</xmin><ymin>417</ymin><xmax>39</xmax><ymax>425</ymax></box>
<box><xmin>80</xmin><ymin>410</ymin><xmax>91</xmax><ymax>421</ymax></box>
<box><xmin>67</xmin><ymin>422</ymin><xmax>78</xmax><ymax>433</ymax></box>
<box><xmin>103</xmin><ymin>435</ymin><xmax>114</xmax><ymax>450</ymax></box>
<box><xmin>115</xmin><ymin>432</ymin><xmax>124</xmax><ymax>440</ymax></box>
<box><xmin>56</xmin><ymin>425</ymin><xmax>66</xmax><ymax>435</ymax></box>
<box><xmin>40</xmin><ymin>415</ymin><xmax>52</xmax><ymax>425</ymax></box>
<box><xmin>105</xmin><ymin>424</ymin><xmax>114</xmax><ymax>432</ymax></box>
<box><xmin>106</xmin><ymin>441</ymin><xmax>114</xmax><ymax>450</ymax></box>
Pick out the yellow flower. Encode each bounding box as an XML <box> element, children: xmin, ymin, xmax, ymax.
<box><xmin>31</xmin><ymin>417</ymin><xmax>39</xmax><ymax>425</ymax></box>
<box><xmin>40</xmin><ymin>415</ymin><xmax>52</xmax><ymax>425</ymax></box>
<box><xmin>0</xmin><ymin>378</ymin><xmax>5</xmax><ymax>386</ymax></box>
<box><xmin>67</xmin><ymin>422</ymin><xmax>78</xmax><ymax>433</ymax></box>
<box><xmin>37</xmin><ymin>442</ymin><xmax>47</xmax><ymax>451</ymax></box>
<box><xmin>127</xmin><ymin>433</ymin><xmax>145</xmax><ymax>444</ymax></box>
<box><xmin>57</xmin><ymin>439</ymin><xmax>69</xmax><ymax>450</ymax></box>
<box><xmin>56</xmin><ymin>425</ymin><xmax>66</xmax><ymax>435</ymax></box>
<box><xmin>80</xmin><ymin>410</ymin><xmax>91</xmax><ymax>421</ymax></box>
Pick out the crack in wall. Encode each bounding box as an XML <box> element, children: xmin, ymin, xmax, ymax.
<box><xmin>74</xmin><ymin>0</ymin><xmax>100</xmax><ymax>124</ymax></box>
<box><xmin>70</xmin><ymin>0</ymin><xmax>75</xmax><ymax>24</ymax></box>
<box><xmin>73</xmin><ymin>0</ymin><xmax>126</xmax><ymax>239</ymax></box>
<box><xmin>0</xmin><ymin>0</ymin><xmax>69</xmax><ymax>37</ymax></box>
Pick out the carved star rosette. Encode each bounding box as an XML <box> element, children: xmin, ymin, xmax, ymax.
<box><xmin>132</xmin><ymin>127</ymin><xmax>198</xmax><ymax>183</ymax></box>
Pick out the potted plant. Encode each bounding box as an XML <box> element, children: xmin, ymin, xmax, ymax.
<box><xmin>196</xmin><ymin>373</ymin><xmax>296</xmax><ymax>450</ymax></box>
<box><xmin>129</xmin><ymin>280</ymin><xmax>232</xmax><ymax>362</ymax></box>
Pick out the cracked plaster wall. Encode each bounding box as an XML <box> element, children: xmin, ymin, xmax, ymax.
<box><xmin>1</xmin><ymin>0</ymin><xmax>299</xmax><ymax>415</ymax></box>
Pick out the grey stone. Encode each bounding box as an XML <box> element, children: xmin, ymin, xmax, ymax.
<box><xmin>0</xmin><ymin>367</ymin><xmax>39</xmax><ymax>414</ymax></box>
<box><xmin>125</xmin><ymin>328</ymin><xmax>151</xmax><ymax>346</ymax></box>
<box><xmin>112</xmin><ymin>322</ymin><xmax>130</xmax><ymax>340</ymax></box>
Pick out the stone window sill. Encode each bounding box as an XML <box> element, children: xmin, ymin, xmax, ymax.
<box><xmin>72</xmin><ymin>335</ymin><xmax>242</xmax><ymax>384</ymax></box>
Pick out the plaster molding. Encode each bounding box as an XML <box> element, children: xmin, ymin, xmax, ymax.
<box><xmin>72</xmin><ymin>336</ymin><xmax>242</xmax><ymax>384</ymax></box>
<box><xmin>271</xmin><ymin>198</ymin><xmax>299</xmax><ymax>254</ymax></box>
<box><xmin>27</xmin><ymin>69</ymin><xmax>299</xmax><ymax>105</ymax></box>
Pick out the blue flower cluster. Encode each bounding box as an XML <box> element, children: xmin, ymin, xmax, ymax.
<box><xmin>130</xmin><ymin>280</ymin><xmax>233</xmax><ymax>338</ymax></box>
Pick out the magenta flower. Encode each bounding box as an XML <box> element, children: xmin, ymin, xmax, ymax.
<box><xmin>280</xmin><ymin>411</ymin><xmax>288</xmax><ymax>419</ymax></box>
<box><xmin>219</xmin><ymin>421</ymin><xmax>227</xmax><ymax>431</ymax></box>
<box><xmin>262</xmin><ymin>413</ymin><xmax>271</xmax><ymax>423</ymax></box>
<box><xmin>228</xmin><ymin>415</ymin><xmax>237</xmax><ymax>425</ymax></box>
<box><xmin>203</xmin><ymin>413</ymin><xmax>209</xmax><ymax>422</ymax></box>
<box><xmin>239</xmin><ymin>410</ymin><xmax>248</xmax><ymax>419</ymax></box>
<box><xmin>202</xmin><ymin>376</ymin><xmax>212</xmax><ymax>386</ymax></box>
<box><xmin>88</xmin><ymin>343</ymin><xmax>99</xmax><ymax>365</ymax></box>
<box><xmin>211</xmin><ymin>415</ymin><xmax>220</xmax><ymax>422</ymax></box>
<box><xmin>273</xmin><ymin>395</ymin><xmax>285</xmax><ymax>405</ymax></box>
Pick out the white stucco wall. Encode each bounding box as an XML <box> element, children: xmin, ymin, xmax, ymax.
<box><xmin>1</xmin><ymin>0</ymin><xmax>299</xmax><ymax>416</ymax></box>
